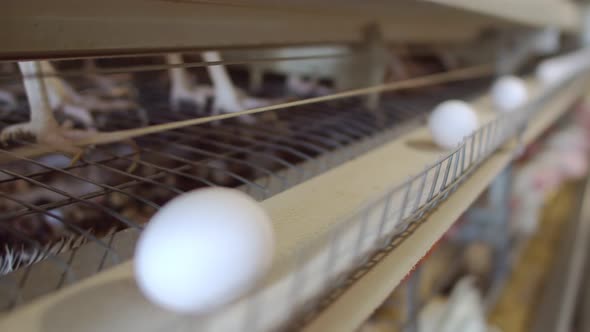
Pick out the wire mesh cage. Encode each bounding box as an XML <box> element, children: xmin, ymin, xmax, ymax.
<box><xmin>0</xmin><ymin>42</ymin><xmax>578</xmax><ymax>331</ymax></box>
<box><xmin>0</xmin><ymin>46</ymin><xmax>493</xmax><ymax>315</ymax></box>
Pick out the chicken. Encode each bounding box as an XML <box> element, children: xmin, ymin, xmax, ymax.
<box><xmin>418</xmin><ymin>277</ymin><xmax>489</xmax><ymax>332</ymax></box>
<box><xmin>168</xmin><ymin>51</ymin><xmax>275</xmax><ymax>124</ymax></box>
<box><xmin>167</xmin><ymin>53</ymin><xmax>214</xmax><ymax>112</ymax></box>
<box><xmin>229</xmin><ymin>46</ymin><xmax>354</xmax><ymax>93</ymax></box>
<box><xmin>0</xmin><ymin>63</ymin><xmax>21</xmax><ymax>109</ymax></box>
<box><xmin>81</xmin><ymin>59</ymin><xmax>137</xmax><ymax>99</ymax></box>
<box><xmin>0</xmin><ymin>61</ymin><xmax>93</xmax><ymax>153</ymax></box>
<box><xmin>0</xmin><ymin>57</ymin><xmax>150</xmax><ymax>150</ymax></box>
<box><xmin>79</xmin><ymin>59</ymin><xmax>148</xmax><ymax>126</ymax></box>
<box><xmin>38</xmin><ymin>60</ymin><xmax>139</xmax><ymax>128</ymax></box>
<box><xmin>202</xmin><ymin>51</ymin><xmax>272</xmax><ymax>121</ymax></box>
<box><xmin>286</xmin><ymin>75</ymin><xmax>332</xmax><ymax>98</ymax></box>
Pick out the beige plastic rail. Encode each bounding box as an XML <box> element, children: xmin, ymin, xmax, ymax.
<box><xmin>1</xmin><ymin>0</ymin><xmax>516</xmax><ymax>59</ymax></box>
<box><xmin>425</xmin><ymin>0</ymin><xmax>581</xmax><ymax>32</ymax></box>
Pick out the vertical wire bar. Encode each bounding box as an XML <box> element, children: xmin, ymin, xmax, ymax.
<box><xmin>450</xmin><ymin>149</ymin><xmax>460</xmax><ymax>184</ymax></box>
<box><xmin>485</xmin><ymin>120</ymin><xmax>494</xmax><ymax>156</ymax></box>
<box><xmin>487</xmin><ymin>121</ymin><xmax>495</xmax><ymax>157</ymax></box>
<box><xmin>486</xmin><ymin>121</ymin><xmax>494</xmax><ymax>154</ymax></box>
<box><xmin>427</xmin><ymin>162</ymin><xmax>442</xmax><ymax>202</ymax></box>
<box><xmin>460</xmin><ymin>141</ymin><xmax>467</xmax><ymax>175</ymax></box>
<box><xmin>510</xmin><ymin>113</ymin><xmax>519</xmax><ymax>138</ymax></box>
<box><xmin>496</xmin><ymin>116</ymin><xmax>504</xmax><ymax>147</ymax></box>
<box><xmin>496</xmin><ymin>117</ymin><xmax>503</xmax><ymax>148</ymax></box>
<box><xmin>502</xmin><ymin>115</ymin><xmax>510</xmax><ymax>148</ymax></box>
<box><xmin>491</xmin><ymin>119</ymin><xmax>499</xmax><ymax>151</ymax></box>
<box><xmin>97</xmin><ymin>230</ymin><xmax>119</xmax><ymax>272</ymax></box>
<box><xmin>352</xmin><ymin>209</ymin><xmax>371</xmax><ymax>265</ymax></box>
<box><xmin>477</xmin><ymin>125</ymin><xmax>487</xmax><ymax>161</ymax></box>
<box><xmin>477</xmin><ymin>124</ymin><xmax>485</xmax><ymax>162</ymax></box>
<box><xmin>496</xmin><ymin>117</ymin><xmax>505</xmax><ymax>148</ymax></box>
<box><xmin>331</xmin><ymin>222</ymin><xmax>347</xmax><ymax>271</ymax></box>
<box><xmin>498</xmin><ymin>118</ymin><xmax>505</xmax><ymax>150</ymax></box>
<box><xmin>288</xmin><ymin>247</ymin><xmax>310</xmax><ymax>319</ymax></box>
<box><xmin>441</xmin><ymin>154</ymin><xmax>453</xmax><ymax>190</ymax></box>
<box><xmin>320</xmin><ymin>223</ymin><xmax>344</xmax><ymax>308</ymax></box>
<box><xmin>376</xmin><ymin>191</ymin><xmax>395</xmax><ymax>247</ymax></box>
<box><xmin>397</xmin><ymin>180</ymin><xmax>412</xmax><ymax>227</ymax></box>
<box><xmin>294</xmin><ymin>223</ymin><xmax>350</xmax><ymax>326</ymax></box>
<box><xmin>11</xmin><ymin>266</ymin><xmax>33</xmax><ymax>308</ymax></box>
<box><xmin>469</xmin><ymin>131</ymin><xmax>476</xmax><ymax>167</ymax></box>
<box><xmin>412</xmin><ymin>169</ymin><xmax>428</xmax><ymax>212</ymax></box>
<box><xmin>487</xmin><ymin>122</ymin><xmax>496</xmax><ymax>153</ymax></box>
<box><xmin>55</xmin><ymin>245</ymin><xmax>80</xmax><ymax>290</ymax></box>
<box><xmin>506</xmin><ymin>115</ymin><xmax>514</xmax><ymax>141</ymax></box>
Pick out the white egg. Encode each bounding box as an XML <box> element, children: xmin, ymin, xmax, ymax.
<box><xmin>535</xmin><ymin>61</ymin><xmax>569</xmax><ymax>86</ymax></box>
<box><xmin>428</xmin><ymin>100</ymin><xmax>478</xmax><ymax>149</ymax></box>
<box><xmin>135</xmin><ymin>187</ymin><xmax>274</xmax><ymax>314</ymax></box>
<box><xmin>536</xmin><ymin>48</ymin><xmax>590</xmax><ymax>86</ymax></box>
<box><xmin>491</xmin><ymin>76</ymin><xmax>528</xmax><ymax>112</ymax></box>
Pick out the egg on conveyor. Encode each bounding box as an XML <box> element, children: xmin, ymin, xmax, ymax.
<box><xmin>535</xmin><ymin>60</ymin><xmax>569</xmax><ymax>86</ymax></box>
<box><xmin>428</xmin><ymin>100</ymin><xmax>478</xmax><ymax>150</ymax></box>
<box><xmin>135</xmin><ymin>187</ymin><xmax>275</xmax><ymax>314</ymax></box>
<box><xmin>535</xmin><ymin>48</ymin><xmax>590</xmax><ymax>86</ymax></box>
<box><xmin>491</xmin><ymin>76</ymin><xmax>528</xmax><ymax>112</ymax></box>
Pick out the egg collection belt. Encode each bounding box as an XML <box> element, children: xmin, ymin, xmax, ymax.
<box><xmin>0</xmin><ymin>60</ymin><xmax>490</xmax><ymax>311</ymax></box>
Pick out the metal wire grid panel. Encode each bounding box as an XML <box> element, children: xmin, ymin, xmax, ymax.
<box><xmin>174</xmin><ymin>76</ymin><xmax>574</xmax><ymax>332</ymax></box>
<box><xmin>0</xmin><ymin>57</ymin><xmax>490</xmax><ymax>313</ymax></box>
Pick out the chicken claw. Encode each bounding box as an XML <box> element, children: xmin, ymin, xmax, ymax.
<box><xmin>1</xmin><ymin>119</ymin><xmax>94</xmax><ymax>154</ymax></box>
<box><xmin>1</xmin><ymin>61</ymin><xmax>95</xmax><ymax>160</ymax></box>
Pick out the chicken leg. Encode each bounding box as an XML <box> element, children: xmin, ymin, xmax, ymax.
<box><xmin>202</xmin><ymin>51</ymin><xmax>271</xmax><ymax>123</ymax></box>
<box><xmin>0</xmin><ymin>61</ymin><xmax>92</xmax><ymax>153</ymax></box>
<box><xmin>82</xmin><ymin>59</ymin><xmax>137</xmax><ymax>99</ymax></box>
<box><xmin>40</xmin><ymin>61</ymin><xmax>139</xmax><ymax>128</ymax></box>
<box><xmin>166</xmin><ymin>53</ymin><xmax>213</xmax><ymax>112</ymax></box>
